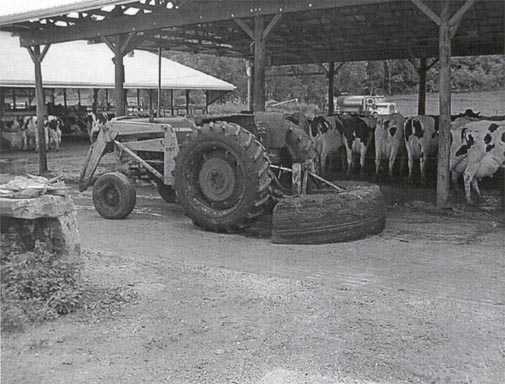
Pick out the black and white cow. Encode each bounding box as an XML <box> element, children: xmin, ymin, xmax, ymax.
<box><xmin>450</xmin><ymin>119</ymin><xmax>505</xmax><ymax>204</ymax></box>
<box><xmin>88</xmin><ymin>111</ymin><xmax>115</xmax><ymax>142</ymax></box>
<box><xmin>404</xmin><ymin>115</ymin><xmax>438</xmax><ymax>184</ymax></box>
<box><xmin>23</xmin><ymin>115</ymin><xmax>63</xmax><ymax>151</ymax></box>
<box><xmin>308</xmin><ymin>115</ymin><xmax>344</xmax><ymax>177</ymax></box>
<box><xmin>374</xmin><ymin>113</ymin><xmax>405</xmax><ymax>178</ymax></box>
<box><xmin>338</xmin><ymin>114</ymin><xmax>375</xmax><ymax>177</ymax></box>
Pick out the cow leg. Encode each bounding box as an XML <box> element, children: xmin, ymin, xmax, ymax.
<box><xmin>320</xmin><ymin>152</ymin><xmax>328</xmax><ymax>178</ymax></box>
<box><xmin>419</xmin><ymin>152</ymin><xmax>426</xmax><ymax>185</ymax></box>
<box><xmin>21</xmin><ymin>131</ymin><xmax>27</xmax><ymax>151</ymax></box>
<box><xmin>450</xmin><ymin>169</ymin><xmax>463</xmax><ymax>194</ymax></box>
<box><xmin>471</xmin><ymin>178</ymin><xmax>481</xmax><ymax>199</ymax></box>
<box><xmin>463</xmin><ymin>162</ymin><xmax>480</xmax><ymax>205</ymax></box>
<box><xmin>405</xmin><ymin>142</ymin><xmax>414</xmax><ymax>184</ymax></box>
<box><xmin>359</xmin><ymin>142</ymin><xmax>367</xmax><ymax>178</ymax></box>
<box><xmin>344</xmin><ymin>144</ymin><xmax>353</xmax><ymax>177</ymax></box>
<box><xmin>388</xmin><ymin>145</ymin><xmax>400</xmax><ymax>179</ymax></box>
<box><xmin>45</xmin><ymin>127</ymin><xmax>49</xmax><ymax>151</ymax></box>
<box><xmin>375</xmin><ymin>146</ymin><xmax>382</xmax><ymax>178</ymax></box>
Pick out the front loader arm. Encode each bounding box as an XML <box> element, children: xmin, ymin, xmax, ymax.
<box><xmin>78</xmin><ymin>125</ymin><xmax>117</xmax><ymax>192</ymax></box>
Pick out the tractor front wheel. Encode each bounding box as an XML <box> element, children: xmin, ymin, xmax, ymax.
<box><xmin>174</xmin><ymin>121</ymin><xmax>271</xmax><ymax>232</ymax></box>
<box><xmin>92</xmin><ymin>172</ymin><xmax>136</xmax><ymax>219</ymax></box>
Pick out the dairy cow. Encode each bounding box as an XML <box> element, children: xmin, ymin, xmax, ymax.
<box><xmin>23</xmin><ymin>115</ymin><xmax>63</xmax><ymax>151</ymax></box>
<box><xmin>0</xmin><ymin>119</ymin><xmax>26</xmax><ymax>150</ymax></box>
<box><xmin>88</xmin><ymin>112</ymin><xmax>115</xmax><ymax>142</ymax></box>
<box><xmin>404</xmin><ymin>115</ymin><xmax>438</xmax><ymax>184</ymax></box>
<box><xmin>375</xmin><ymin>113</ymin><xmax>405</xmax><ymax>178</ymax></box>
<box><xmin>338</xmin><ymin>114</ymin><xmax>375</xmax><ymax>177</ymax></box>
<box><xmin>46</xmin><ymin>115</ymin><xmax>63</xmax><ymax>150</ymax></box>
<box><xmin>450</xmin><ymin>119</ymin><xmax>505</xmax><ymax>204</ymax></box>
<box><xmin>309</xmin><ymin>115</ymin><xmax>344</xmax><ymax>177</ymax></box>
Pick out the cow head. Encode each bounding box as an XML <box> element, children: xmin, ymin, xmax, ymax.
<box><xmin>88</xmin><ymin>112</ymin><xmax>112</xmax><ymax>142</ymax></box>
<box><xmin>46</xmin><ymin>115</ymin><xmax>63</xmax><ymax>131</ymax></box>
<box><xmin>309</xmin><ymin>116</ymin><xmax>331</xmax><ymax>137</ymax></box>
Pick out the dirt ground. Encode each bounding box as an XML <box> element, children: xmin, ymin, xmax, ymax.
<box><xmin>2</xmin><ymin>143</ymin><xmax>505</xmax><ymax>384</ymax></box>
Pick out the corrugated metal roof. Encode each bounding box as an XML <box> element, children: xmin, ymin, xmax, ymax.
<box><xmin>0</xmin><ymin>32</ymin><xmax>235</xmax><ymax>91</ymax></box>
<box><xmin>0</xmin><ymin>0</ymin><xmax>132</xmax><ymax>25</ymax></box>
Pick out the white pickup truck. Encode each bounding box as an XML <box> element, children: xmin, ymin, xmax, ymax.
<box><xmin>335</xmin><ymin>95</ymin><xmax>400</xmax><ymax>115</ymax></box>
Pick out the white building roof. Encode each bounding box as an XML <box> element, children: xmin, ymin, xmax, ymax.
<box><xmin>0</xmin><ymin>0</ymin><xmax>131</xmax><ymax>25</ymax></box>
<box><xmin>0</xmin><ymin>32</ymin><xmax>235</xmax><ymax>91</ymax></box>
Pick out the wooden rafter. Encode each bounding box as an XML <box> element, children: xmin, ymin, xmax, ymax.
<box><xmin>409</xmin><ymin>0</ymin><xmax>441</xmax><ymax>26</ymax></box>
<box><xmin>262</xmin><ymin>14</ymin><xmax>282</xmax><ymax>40</ymax></box>
<box><xmin>233</xmin><ymin>18</ymin><xmax>253</xmax><ymax>39</ymax></box>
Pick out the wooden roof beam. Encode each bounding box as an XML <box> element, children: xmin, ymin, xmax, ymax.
<box><xmin>16</xmin><ymin>0</ymin><xmax>388</xmax><ymax>46</ymax></box>
<box><xmin>409</xmin><ymin>0</ymin><xmax>441</xmax><ymax>26</ymax></box>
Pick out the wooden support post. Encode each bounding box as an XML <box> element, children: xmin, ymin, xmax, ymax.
<box><xmin>246</xmin><ymin>59</ymin><xmax>254</xmax><ymax>111</ymax></box>
<box><xmin>136</xmin><ymin>89</ymin><xmax>140</xmax><ymax>109</ymax></box>
<box><xmin>113</xmin><ymin>53</ymin><xmax>125</xmax><ymax>115</ymax></box>
<box><xmin>50</xmin><ymin>89</ymin><xmax>55</xmax><ymax>104</ymax></box>
<box><xmin>103</xmin><ymin>33</ymin><xmax>140</xmax><ymax>116</ymax></box>
<box><xmin>0</xmin><ymin>88</ymin><xmax>4</xmax><ymax>119</ymax></box>
<box><xmin>105</xmin><ymin>89</ymin><xmax>109</xmax><ymax>108</ymax></box>
<box><xmin>148</xmin><ymin>89</ymin><xmax>153</xmax><ymax>118</ymax></box>
<box><xmin>185</xmin><ymin>90</ymin><xmax>190</xmax><ymax>115</ymax></box>
<box><xmin>170</xmin><ymin>89</ymin><xmax>174</xmax><ymax>116</ymax></box>
<box><xmin>205</xmin><ymin>91</ymin><xmax>209</xmax><ymax>114</ymax></box>
<box><xmin>92</xmin><ymin>88</ymin><xmax>99</xmax><ymax>113</ymax></box>
<box><xmin>27</xmin><ymin>44</ymin><xmax>50</xmax><ymax>175</ymax></box>
<box><xmin>77</xmin><ymin>89</ymin><xmax>81</xmax><ymax>105</ymax></box>
<box><xmin>418</xmin><ymin>58</ymin><xmax>428</xmax><ymax>115</ymax></box>
<box><xmin>437</xmin><ymin>0</ymin><xmax>451</xmax><ymax>208</ymax></box>
<box><xmin>157</xmin><ymin>47</ymin><xmax>162</xmax><ymax>117</ymax></box>
<box><xmin>503</xmin><ymin>168</ymin><xmax>505</xmax><ymax>212</ymax></box>
<box><xmin>12</xmin><ymin>88</ymin><xmax>16</xmax><ymax>110</ymax></box>
<box><xmin>327</xmin><ymin>61</ymin><xmax>335</xmax><ymax>115</ymax></box>
<box><xmin>411</xmin><ymin>0</ymin><xmax>474</xmax><ymax>208</ymax></box>
<box><xmin>253</xmin><ymin>15</ymin><xmax>266</xmax><ymax>112</ymax></box>
<box><xmin>63</xmin><ymin>88</ymin><xmax>67</xmax><ymax>108</ymax></box>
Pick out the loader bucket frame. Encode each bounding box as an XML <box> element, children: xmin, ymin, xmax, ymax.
<box><xmin>79</xmin><ymin>126</ymin><xmax>117</xmax><ymax>192</ymax></box>
<box><xmin>79</xmin><ymin>118</ymin><xmax>185</xmax><ymax>192</ymax></box>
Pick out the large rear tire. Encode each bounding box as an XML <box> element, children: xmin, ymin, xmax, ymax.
<box><xmin>272</xmin><ymin>183</ymin><xmax>385</xmax><ymax>244</ymax></box>
<box><xmin>174</xmin><ymin>121</ymin><xmax>271</xmax><ymax>232</ymax></box>
<box><xmin>92</xmin><ymin>172</ymin><xmax>136</xmax><ymax>219</ymax></box>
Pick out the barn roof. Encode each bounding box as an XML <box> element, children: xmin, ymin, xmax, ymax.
<box><xmin>0</xmin><ymin>1</ymin><xmax>503</xmax><ymax>65</ymax></box>
<box><xmin>0</xmin><ymin>31</ymin><xmax>235</xmax><ymax>90</ymax></box>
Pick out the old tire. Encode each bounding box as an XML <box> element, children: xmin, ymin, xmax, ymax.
<box><xmin>272</xmin><ymin>183</ymin><xmax>385</xmax><ymax>244</ymax></box>
<box><xmin>157</xmin><ymin>184</ymin><xmax>177</xmax><ymax>203</ymax></box>
<box><xmin>174</xmin><ymin>121</ymin><xmax>271</xmax><ymax>232</ymax></box>
<box><xmin>93</xmin><ymin>172</ymin><xmax>136</xmax><ymax>219</ymax></box>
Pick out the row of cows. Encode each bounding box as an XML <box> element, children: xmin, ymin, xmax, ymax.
<box><xmin>0</xmin><ymin>111</ymin><xmax>111</xmax><ymax>151</ymax></box>
<box><xmin>290</xmin><ymin>110</ymin><xmax>505</xmax><ymax>204</ymax></box>
<box><xmin>0</xmin><ymin>116</ymin><xmax>63</xmax><ymax>151</ymax></box>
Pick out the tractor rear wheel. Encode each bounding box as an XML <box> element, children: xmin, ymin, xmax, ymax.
<box><xmin>174</xmin><ymin>121</ymin><xmax>271</xmax><ymax>232</ymax></box>
<box><xmin>92</xmin><ymin>172</ymin><xmax>136</xmax><ymax>219</ymax></box>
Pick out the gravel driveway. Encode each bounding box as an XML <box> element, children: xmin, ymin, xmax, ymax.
<box><xmin>2</xmin><ymin>184</ymin><xmax>504</xmax><ymax>384</ymax></box>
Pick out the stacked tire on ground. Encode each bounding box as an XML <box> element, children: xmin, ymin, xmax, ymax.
<box><xmin>271</xmin><ymin>183</ymin><xmax>386</xmax><ymax>244</ymax></box>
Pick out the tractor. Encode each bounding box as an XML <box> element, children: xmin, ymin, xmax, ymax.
<box><xmin>79</xmin><ymin>112</ymin><xmax>315</xmax><ymax>232</ymax></box>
